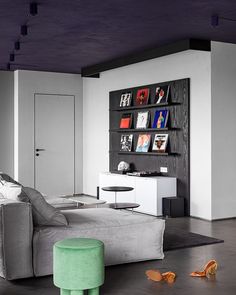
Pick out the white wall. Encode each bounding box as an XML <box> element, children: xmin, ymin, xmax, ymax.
<box><xmin>0</xmin><ymin>71</ymin><xmax>14</xmax><ymax>177</ymax></box>
<box><xmin>14</xmin><ymin>70</ymin><xmax>83</xmax><ymax>193</ymax></box>
<box><xmin>83</xmin><ymin>50</ymin><xmax>212</xmax><ymax>220</ymax></box>
<box><xmin>211</xmin><ymin>41</ymin><xmax>236</xmax><ymax>219</ymax></box>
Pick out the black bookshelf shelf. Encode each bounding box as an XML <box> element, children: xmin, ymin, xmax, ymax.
<box><xmin>110</xmin><ymin>127</ymin><xmax>180</xmax><ymax>133</ymax></box>
<box><xmin>111</xmin><ymin>151</ymin><xmax>179</xmax><ymax>156</ymax></box>
<box><xmin>110</xmin><ymin>102</ymin><xmax>181</xmax><ymax>112</ymax></box>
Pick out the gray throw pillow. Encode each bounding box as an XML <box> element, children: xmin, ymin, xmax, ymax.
<box><xmin>0</xmin><ymin>173</ymin><xmax>22</xmax><ymax>186</ymax></box>
<box><xmin>20</xmin><ymin>187</ymin><xmax>68</xmax><ymax>226</ymax></box>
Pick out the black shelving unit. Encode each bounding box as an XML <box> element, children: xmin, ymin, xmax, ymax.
<box><xmin>109</xmin><ymin>78</ymin><xmax>190</xmax><ymax>215</ymax></box>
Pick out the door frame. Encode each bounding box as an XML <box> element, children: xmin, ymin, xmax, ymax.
<box><xmin>33</xmin><ymin>93</ymin><xmax>76</xmax><ymax>195</ymax></box>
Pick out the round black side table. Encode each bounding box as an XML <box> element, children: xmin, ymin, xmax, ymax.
<box><xmin>102</xmin><ymin>186</ymin><xmax>139</xmax><ymax>212</ymax></box>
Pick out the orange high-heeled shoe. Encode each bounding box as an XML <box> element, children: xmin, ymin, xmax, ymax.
<box><xmin>145</xmin><ymin>270</ymin><xmax>162</xmax><ymax>282</ymax></box>
<box><xmin>146</xmin><ymin>270</ymin><xmax>176</xmax><ymax>283</ymax></box>
<box><xmin>190</xmin><ymin>259</ymin><xmax>218</xmax><ymax>277</ymax></box>
<box><xmin>162</xmin><ymin>271</ymin><xmax>176</xmax><ymax>283</ymax></box>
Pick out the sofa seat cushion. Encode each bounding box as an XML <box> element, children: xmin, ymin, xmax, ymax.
<box><xmin>33</xmin><ymin>208</ymin><xmax>165</xmax><ymax>277</ymax></box>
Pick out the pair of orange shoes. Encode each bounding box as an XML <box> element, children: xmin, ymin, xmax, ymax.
<box><xmin>146</xmin><ymin>259</ymin><xmax>218</xmax><ymax>284</ymax></box>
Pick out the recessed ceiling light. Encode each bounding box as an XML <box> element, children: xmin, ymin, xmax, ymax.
<box><xmin>21</xmin><ymin>25</ymin><xmax>28</xmax><ymax>36</ymax></box>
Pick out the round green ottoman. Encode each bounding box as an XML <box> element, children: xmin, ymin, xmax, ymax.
<box><xmin>53</xmin><ymin>238</ymin><xmax>105</xmax><ymax>295</ymax></box>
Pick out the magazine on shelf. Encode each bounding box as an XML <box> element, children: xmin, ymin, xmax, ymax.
<box><xmin>120</xmin><ymin>92</ymin><xmax>132</xmax><ymax>107</ymax></box>
<box><xmin>136</xmin><ymin>111</ymin><xmax>150</xmax><ymax>129</ymax></box>
<box><xmin>120</xmin><ymin>113</ymin><xmax>132</xmax><ymax>129</ymax></box>
<box><xmin>152</xmin><ymin>134</ymin><xmax>168</xmax><ymax>153</ymax></box>
<box><xmin>155</xmin><ymin>85</ymin><xmax>170</xmax><ymax>104</ymax></box>
<box><xmin>120</xmin><ymin>134</ymin><xmax>133</xmax><ymax>152</ymax></box>
<box><xmin>152</xmin><ymin>109</ymin><xmax>169</xmax><ymax>129</ymax></box>
<box><xmin>135</xmin><ymin>134</ymin><xmax>151</xmax><ymax>152</ymax></box>
<box><xmin>135</xmin><ymin>88</ymin><xmax>149</xmax><ymax>105</ymax></box>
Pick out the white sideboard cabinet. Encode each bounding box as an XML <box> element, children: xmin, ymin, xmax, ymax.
<box><xmin>99</xmin><ymin>172</ymin><xmax>177</xmax><ymax>216</ymax></box>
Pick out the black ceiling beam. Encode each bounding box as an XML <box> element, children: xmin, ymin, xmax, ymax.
<box><xmin>81</xmin><ymin>38</ymin><xmax>211</xmax><ymax>78</ymax></box>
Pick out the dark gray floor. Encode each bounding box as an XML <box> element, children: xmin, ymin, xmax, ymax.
<box><xmin>0</xmin><ymin>217</ymin><xmax>236</xmax><ymax>295</ymax></box>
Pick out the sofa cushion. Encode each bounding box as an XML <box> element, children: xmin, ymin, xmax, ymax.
<box><xmin>33</xmin><ymin>208</ymin><xmax>165</xmax><ymax>276</ymax></box>
<box><xmin>0</xmin><ymin>173</ymin><xmax>22</xmax><ymax>186</ymax></box>
<box><xmin>0</xmin><ymin>181</ymin><xmax>29</xmax><ymax>201</ymax></box>
<box><xmin>21</xmin><ymin>187</ymin><xmax>68</xmax><ymax>226</ymax></box>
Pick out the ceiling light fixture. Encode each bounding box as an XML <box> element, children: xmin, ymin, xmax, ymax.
<box><xmin>211</xmin><ymin>15</ymin><xmax>219</xmax><ymax>27</ymax></box>
<box><xmin>21</xmin><ymin>25</ymin><xmax>28</xmax><ymax>36</ymax></box>
<box><xmin>9</xmin><ymin>54</ymin><xmax>15</xmax><ymax>62</ymax></box>
<box><xmin>30</xmin><ymin>2</ymin><xmax>38</xmax><ymax>16</ymax></box>
<box><xmin>211</xmin><ymin>14</ymin><xmax>236</xmax><ymax>27</ymax></box>
<box><xmin>14</xmin><ymin>41</ymin><xmax>20</xmax><ymax>50</ymax></box>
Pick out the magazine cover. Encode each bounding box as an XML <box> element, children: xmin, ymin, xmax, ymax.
<box><xmin>120</xmin><ymin>134</ymin><xmax>133</xmax><ymax>151</ymax></box>
<box><xmin>136</xmin><ymin>111</ymin><xmax>150</xmax><ymax>129</ymax></box>
<box><xmin>135</xmin><ymin>134</ymin><xmax>151</xmax><ymax>152</ymax></box>
<box><xmin>120</xmin><ymin>92</ymin><xmax>132</xmax><ymax>107</ymax></box>
<box><xmin>155</xmin><ymin>85</ymin><xmax>170</xmax><ymax>104</ymax></box>
<box><xmin>152</xmin><ymin>109</ymin><xmax>169</xmax><ymax>129</ymax></box>
<box><xmin>120</xmin><ymin>113</ymin><xmax>132</xmax><ymax>129</ymax></box>
<box><xmin>135</xmin><ymin>88</ymin><xmax>149</xmax><ymax>105</ymax></box>
<box><xmin>152</xmin><ymin>134</ymin><xmax>168</xmax><ymax>152</ymax></box>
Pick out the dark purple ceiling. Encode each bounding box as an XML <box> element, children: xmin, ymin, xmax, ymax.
<box><xmin>1</xmin><ymin>0</ymin><xmax>236</xmax><ymax>74</ymax></box>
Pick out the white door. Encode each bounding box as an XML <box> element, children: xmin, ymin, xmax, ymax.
<box><xmin>34</xmin><ymin>94</ymin><xmax>75</xmax><ymax>197</ymax></box>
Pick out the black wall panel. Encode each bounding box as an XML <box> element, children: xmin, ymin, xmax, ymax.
<box><xmin>109</xmin><ymin>78</ymin><xmax>190</xmax><ymax>215</ymax></box>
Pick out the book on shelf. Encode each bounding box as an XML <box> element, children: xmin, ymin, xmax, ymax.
<box><xmin>155</xmin><ymin>85</ymin><xmax>170</xmax><ymax>104</ymax></box>
<box><xmin>136</xmin><ymin>111</ymin><xmax>150</xmax><ymax>129</ymax></box>
<box><xmin>120</xmin><ymin>113</ymin><xmax>132</xmax><ymax>129</ymax></box>
<box><xmin>152</xmin><ymin>134</ymin><xmax>168</xmax><ymax>153</ymax></box>
<box><xmin>120</xmin><ymin>134</ymin><xmax>133</xmax><ymax>152</ymax></box>
<box><xmin>135</xmin><ymin>134</ymin><xmax>151</xmax><ymax>152</ymax></box>
<box><xmin>152</xmin><ymin>109</ymin><xmax>169</xmax><ymax>129</ymax></box>
<box><xmin>120</xmin><ymin>92</ymin><xmax>132</xmax><ymax>107</ymax></box>
<box><xmin>135</xmin><ymin>88</ymin><xmax>149</xmax><ymax>105</ymax></box>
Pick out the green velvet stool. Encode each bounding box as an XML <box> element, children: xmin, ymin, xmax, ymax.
<box><xmin>53</xmin><ymin>238</ymin><xmax>105</xmax><ymax>295</ymax></box>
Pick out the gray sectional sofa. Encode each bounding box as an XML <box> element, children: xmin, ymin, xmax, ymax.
<box><xmin>0</xmin><ymin>174</ymin><xmax>165</xmax><ymax>280</ymax></box>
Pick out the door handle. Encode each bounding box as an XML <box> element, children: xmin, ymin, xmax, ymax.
<box><xmin>36</xmin><ymin>148</ymin><xmax>45</xmax><ymax>151</ymax></box>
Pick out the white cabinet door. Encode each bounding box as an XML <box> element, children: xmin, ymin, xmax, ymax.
<box><xmin>99</xmin><ymin>173</ymin><xmax>119</xmax><ymax>203</ymax></box>
<box><xmin>156</xmin><ymin>178</ymin><xmax>177</xmax><ymax>216</ymax></box>
<box><xmin>135</xmin><ymin>178</ymin><xmax>157</xmax><ymax>215</ymax></box>
<box><xmin>99</xmin><ymin>173</ymin><xmax>135</xmax><ymax>203</ymax></box>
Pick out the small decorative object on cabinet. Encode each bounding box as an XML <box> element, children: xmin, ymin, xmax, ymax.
<box><xmin>136</xmin><ymin>134</ymin><xmax>151</xmax><ymax>152</ymax></box>
<box><xmin>120</xmin><ymin>134</ymin><xmax>133</xmax><ymax>152</ymax></box>
<box><xmin>152</xmin><ymin>134</ymin><xmax>168</xmax><ymax>153</ymax></box>
<box><xmin>120</xmin><ymin>113</ymin><xmax>132</xmax><ymax>128</ymax></box>
<box><xmin>120</xmin><ymin>92</ymin><xmax>132</xmax><ymax>107</ymax></box>
<box><xmin>155</xmin><ymin>85</ymin><xmax>170</xmax><ymax>104</ymax></box>
<box><xmin>162</xmin><ymin>197</ymin><xmax>185</xmax><ymax>217</ymax></box>
<box><xmin>135</xmin><ymin>88</ymin><xmax>149</xmax><ymax>105</ymax></box>
<box><xmin>117</xmin><ymin>161</ymin><xmax>130</xmax><ymax>172</ymax></box>
<box><xmin>136</xmin><ymin>111</ymin><xmax>150</xmax><ymax>129</ymax></box>
<box><xmin>152</xmin><ymin>109</ymin><xmax>169</xmax><ymax>129</ymax></box>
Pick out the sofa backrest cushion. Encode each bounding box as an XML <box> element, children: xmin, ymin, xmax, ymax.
<box><xmin>0</xmin><ymin>173</ymin><xmax>22</xmax><ymax>186</ymax></box>
<box><xmin>20</xmin><ymin>187</ymin><xmax>68</xmax><ymax>226</ymax></box>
